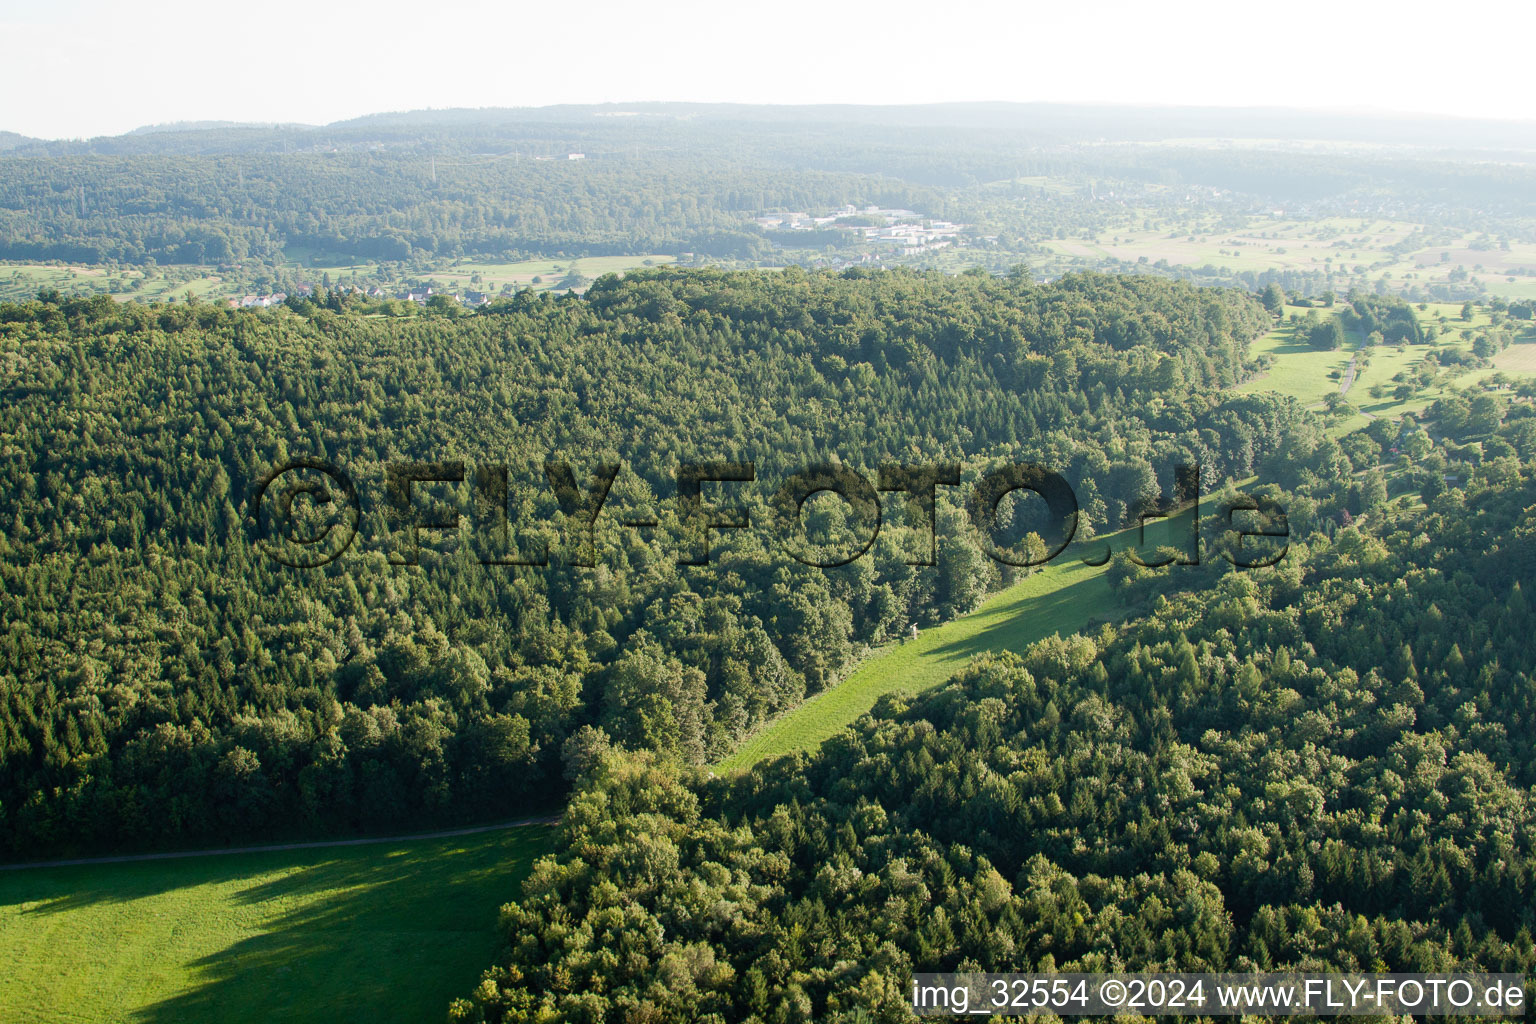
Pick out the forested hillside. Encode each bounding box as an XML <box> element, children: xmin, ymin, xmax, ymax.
<box><xmin>0</xmin><ymin>269</ymin><xmax>1295</xmax><ymax>857</ymax></box>
<box><xmin>0</xmin><ymin>154</ymin><xmax>925</xmax><ymax>265</ymax></box>
<box><xmin>6</xmin><ymin>107</ymin><xmax>1536</xmax><ymax>271</ymax></box>
<box><xmin>452</xmin><ymin>420</ymin><xmax>1536</xmax><ymax>1023</ymax></box>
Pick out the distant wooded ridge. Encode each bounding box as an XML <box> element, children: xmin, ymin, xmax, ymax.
<box><xmin>6</xmin><ymin>101</ymin><xmax>1535</xmax><ymax>153</ymax></box>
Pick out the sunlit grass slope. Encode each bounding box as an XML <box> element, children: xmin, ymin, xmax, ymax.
<box><xmin>716</xmin><ymin>513</ymin><xmax>1192</xmax><ymax>772</ymax></box>
<box><xmin>0</xmin><ymin>826</ymin><xmax>551</xmax><ymax>1024</ymax></box>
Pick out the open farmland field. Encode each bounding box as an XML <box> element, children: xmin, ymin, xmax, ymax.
<box><xmin>279</xmin><ymin>250</ymin><xmax>382</xmax><ymax>279</ymax></box>
<box><xmin>0</xmin><ymin>254</ymin><xmax>677</xmax><ymax>306</ymax></box>
<box><xmin>1043</xmin><ymin>216</ymin><xmax>1536</xmax><ymax>300</ymax></box>
<box><xmin>1047</xmin><ymin>217</ymin><xmax>1416</xmax><ymax>274</ymax></box>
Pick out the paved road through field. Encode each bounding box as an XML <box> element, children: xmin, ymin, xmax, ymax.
<box><xmin>1340</xmin><ymin>352</ymin><xmax>1359</xmax><ymax>394</ymax></box>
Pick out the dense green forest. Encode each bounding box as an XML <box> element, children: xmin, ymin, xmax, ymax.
<box><xmin>4</xmin><ymin>107</ymin><xmax>1535</xmax><ymax>273</ymax></box>
<box><xmin>8</xmin><ymin>256</ymin><xmax>1535</xmax><ymax>1024</ymax></box>
<box><xmin>0</xmin><ymin>268</ymin><xmax>1307</xmax><ymax>857</ymax></box>
<box><xmin>450</xmin><ymin>393</ymin><xmax>1536</xmax><ymax>1023</ymax></box>
<box><xmin>0</xmin><ymin>154</ymin><xmax>919</xmax><ymax>264</ymax></box>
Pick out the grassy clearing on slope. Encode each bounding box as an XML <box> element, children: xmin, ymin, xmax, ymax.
<box><xmin>716</xmin><ymin>513</ymin><xmax>1193</xmax><ymax>772</ymax></box>
<box><xmin>1235</xmin><ymin>306</ymin><xmax>1357</xmax><ymax>405</ymax></box>
<box><xmin>0</xmin><ymin>826</ymin><xmax>551</xmax><ymax>1024</ymax></box>
<box><xmin>1238</xmin><ymin>303</ymin><xmax>1534</xmax><ymax>437</ymax></box>
<box><xmin>1233</xmin><ymin>305</ymin><xmax>1442</xmax><ymax>409</ymax></box>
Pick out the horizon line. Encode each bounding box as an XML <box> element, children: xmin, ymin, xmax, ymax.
<box><xmin>11</xmin><ymin>98</ymin><xmax>1536</xmax><ymax>145</ymax></box>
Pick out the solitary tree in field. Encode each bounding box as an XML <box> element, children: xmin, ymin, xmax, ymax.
<box><xmin>1260</xmin><ymin>283</ymin><xmax>1286</xmax><ymax>315</ymax></box>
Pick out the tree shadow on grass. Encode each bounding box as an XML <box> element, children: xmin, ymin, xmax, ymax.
<box><xmin>924</xmin><ymin>514</ymin><xmax>1195</xmax><ymax>666</ymax></box>
<box><xmin>1</xmin><ymin>827</ymin><xmax>550</xmax><ymax>1024</ymax></box>
<box><xmin>925</xmin><ymin>572</ymin><xmax>1117</xmax><ymax>667</ymax></box>
<box><xmin>3</xmin><ymin>858</ymin><xmax>220</xmax><ymax>918</ymax></box>
<box><xmin>130</xmin><ymin>828</ymin><xmax>550</xmax><ymax>1024</ymax></box>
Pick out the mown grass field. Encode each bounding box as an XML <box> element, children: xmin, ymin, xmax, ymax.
<box><xmin>0</xmin><ymin>826</ymin><xmax>551</xmax><ymax>1024</ymax></box>
<box><xmin>1494</xmin><ymin>334</ymin><xmax>1536</xmax><ymax>374</ymax></box>
<box><xmin>1234</xmin><ymin>305</ymin><xmax>1359</xmax><ymax>405</ymax></box>
<box><xmin>716</xmin><ymin>513</ymin><xmax>1191</xmax><ymax>772</ymax></box>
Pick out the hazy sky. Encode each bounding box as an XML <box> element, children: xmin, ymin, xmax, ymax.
<box><xmin>4</xmin><ymin>0</ymin><xmax>1533</xmax><ymax>139</ymax></box>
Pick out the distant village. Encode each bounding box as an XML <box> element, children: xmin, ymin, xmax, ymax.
<box><xmin>755</xmin><ymin>204</ymin><xmax>966</xmax><ymax>256</ymax></box>
<box><xmin>222</xmin><ymin>203</ymin><xmax>970</xmax><ymax>309</ymax></box>
<box><xmin>228</xmin><ymin>283</ymin><xmax>498</xmax><ymax>309</ymax></box>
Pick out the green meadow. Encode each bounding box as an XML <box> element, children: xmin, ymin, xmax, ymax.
<box><xmin>0</xmin><ymin>826</ymin><xmax>551</xmax><ymax>1024</ymax></box>
<box><xmin>0</xmin><ymin>263</ymin><xmax>227</xmax><ymax>303</ymax></box>
<box><xmin>1234</xmin><ymin>304</ymin><xmax>1361</xmax><ymax>406</ymax></box>
<box><xmin>1041</xmin><ymin>216</ymin><xmax>1536</xmax><ymax>300</ymax></box>
<box><xmin>415</xmin><ymin>254</ymin><xmax>677</xmax><ymax>294</ymax></box>
<box><xmin>716</xmin><ymin>512</ymin><xmax>1192</xmax><ymax>772</ymax></box>
<box><xmin>279</xmin><ymin>251</ymin><xmax>677</xmax><ymax>295</ymax></box>
<box><xmin>1233</xmin><ymin>301</ymin><xmax>1535</xmax><ymax>437</ymax></box>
